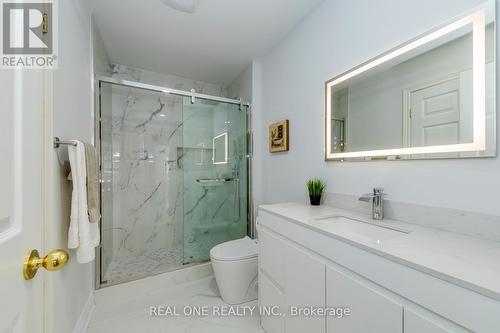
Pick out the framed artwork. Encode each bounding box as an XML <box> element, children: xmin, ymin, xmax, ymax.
<box><xmin>269</xmin><ymin>120</ymin><xmax>289</xmax><ymax>153</ymax></box>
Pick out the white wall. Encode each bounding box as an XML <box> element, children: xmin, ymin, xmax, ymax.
<box><xmin>228</xmin><ymin>64</ymin><xmax>253</xmax><ymax>101</ymax></box>
<box><xmin>92</xmin><ymin>18</ymin><xmax>111</xmax><ymax>77</ymax></box>
<box><xmin>258</xmin><ymin>0</ymin><xmax>500</xmax><ymax>215</ymax></box>
<box><xmin>45</xmin><ymin>0</ymin><xmax>94</xmax><ymax>332</ymax></box>
<box><xmin>252</xmin><ymin>61</ymin><xmax>265</xmax><ymax>224</ymax></box>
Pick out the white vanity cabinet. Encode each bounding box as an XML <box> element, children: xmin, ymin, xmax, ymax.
<box><xmin>260</xmin><ymin>271</ymin><xmax>285</xmax><ymax>333</ymax></box>
<box><xmin>259</xmin><ymin>228</ymin><xmax>326</xmax><ymax>333</ymax></box>
<box><xmin>259</xmin><ymin>228</ymin><xmax>285</xmax><ymax>333</ymax></box>
<box><xmin>326</xmin><ymin>266</ymin><xmax>402</xmax><ymax>333</ymax></box>
<box><xmin>283</xmin><ymin>239</ymin><xmax>325</xmax><ymax>333</ymax></box>
<box><xmin>258</xmin><ymin>205</ymin><xmax>500</xmax><ymax>333</ymax></box>
<box><xmin>404</xmin><ymin>308</ymin><xmax>458</xmax><ymax>333</ymax></box>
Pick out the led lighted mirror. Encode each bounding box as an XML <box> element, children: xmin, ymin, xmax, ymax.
<box><xmin>213</xmin><ymin>132</ymin><xmax>228</xmax><ymax>164</ymax></box>
<box><xmin>325</xmin><ymin>3</ymin><xmax>495</xmax><ymax>161</ymax></box>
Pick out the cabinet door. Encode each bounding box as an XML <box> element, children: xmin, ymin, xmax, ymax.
<box><xmin>326</xmin><ymin>266</ymin><xmax>402</xmax><ymax>333</ymax></box>
<box><xmin>259</xmin><ymin>228</ymin><xmax>286</xmax><ymax>288</ymax></box>
<box><xmin>405</xmin><ymin>308</ymin><xmax>467</xmax><ymax>333</ymax></box>
<box><xmin>260</xmin><ymin>273</ymin><xmax>285</xmax><ymax>333</ymax></box>
<box><xmin>284</xmin><ymin>242</ymin><xmax>326</xmax><ymax>333</ymax></box>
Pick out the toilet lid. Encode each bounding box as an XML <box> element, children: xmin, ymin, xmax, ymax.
<box><xmin>210</xmin><ymin>236</ymin><xmax>258</xmax><ymax>261</ymax></box>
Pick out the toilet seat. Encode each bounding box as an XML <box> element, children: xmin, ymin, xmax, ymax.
<box><xmin>210</xmin><ymin>236</ymin><xmax>258</xmax><ymax>261</ymax></box>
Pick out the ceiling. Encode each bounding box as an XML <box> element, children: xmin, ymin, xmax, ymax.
<box><xmin>90</xmin><ymin>0</ymin><xmax>323</xmax><ymax>86</ymax></box>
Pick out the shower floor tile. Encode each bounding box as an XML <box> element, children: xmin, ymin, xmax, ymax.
<box><xmin>103</xmin><ymin>247</ymin><xmax>184</xmax><ymax>285</ymax></box>
<box><xmin>87</xmin><ymin>275</ymin><xmax>264</xmax><ymax>333</ymax></box>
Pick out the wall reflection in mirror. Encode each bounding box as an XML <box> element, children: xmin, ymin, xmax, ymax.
<box><xmin>326</xmin><ymin>3</ymin><xmax>495</xmax><ymax>161</ymax></box>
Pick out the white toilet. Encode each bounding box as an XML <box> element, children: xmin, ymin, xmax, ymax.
<box><xmin>210</xmin><ymin>236</ymin><xmax>258</xmax><ymax>304</ymax></box>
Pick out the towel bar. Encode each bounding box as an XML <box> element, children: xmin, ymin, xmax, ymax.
<box><xmin>53</xmin><ymin>137</ymin><xmax>77</xmax><ymax>148</ymax></box>
<box><xmin>196</xmin><ymin>178</ymin><xmax>237</xmax><ymax>184</ymax></box>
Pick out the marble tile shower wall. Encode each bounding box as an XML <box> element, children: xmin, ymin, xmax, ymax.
<box><xmin>111</xmin><ymin>64</ymin><xmax>229</xmax><ymax>98</ymax></box>
<box><xmin>102</xmin><ymin>87</ymin><xmax>185</xmax><ymax>283</ymax></box>
<box><xmin>100</xmin><ymin>64</ymin><xmax>235</xmax><ymax>283</ymax></box>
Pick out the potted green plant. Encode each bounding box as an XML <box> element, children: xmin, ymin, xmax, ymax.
<box><xmin>306</xmin><ymin>179</ymin><xmax>326</xmax><ymax>206</ymax></box>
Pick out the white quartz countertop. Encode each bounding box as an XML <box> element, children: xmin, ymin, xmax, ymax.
<box><xmin>259</xmin><ymin>202</ymin><xmax>500</xmax><ymax>301</ymax></box>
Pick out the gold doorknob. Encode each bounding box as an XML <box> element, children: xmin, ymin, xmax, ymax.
<box><xmin>23</xmin><ymin>249</ymin><xmax>69</xmax><ymax>280</ymax></box>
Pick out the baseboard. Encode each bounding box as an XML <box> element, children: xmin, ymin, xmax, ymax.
<box><xmin>72</xmin><ymin>291</ymin><xmax>95</xmax><ymax>333</ymax></box>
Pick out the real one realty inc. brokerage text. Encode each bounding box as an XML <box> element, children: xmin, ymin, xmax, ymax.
<box><xmin>149</xmin><ymin>305</ymin><xmax>352</xmax><ymax>318</ymax></box>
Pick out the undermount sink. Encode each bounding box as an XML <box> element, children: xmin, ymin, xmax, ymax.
<box><xmin>311</xmin><ymin>215</ymin><xmax>410</xmax><ymax>244</ymax></box>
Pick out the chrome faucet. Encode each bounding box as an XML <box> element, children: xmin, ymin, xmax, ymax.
<box><xmin>359</xmin><ymin>188</ymin><xmax>385</xmax><ymax>220</ymax></box>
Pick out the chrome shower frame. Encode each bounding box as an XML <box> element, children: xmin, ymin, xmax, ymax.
<box><xmin>93</xmin><ymin>76</ymin><xmax>253</xmax><ymax>289</ymax></box>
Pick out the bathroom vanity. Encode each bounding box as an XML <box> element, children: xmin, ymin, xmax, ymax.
<box><xmin>257</xmin><ymin>203</ymin><xmax>500</xmax><ymax>333</ymax></box>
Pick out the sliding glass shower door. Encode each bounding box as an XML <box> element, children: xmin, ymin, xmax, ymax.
<box><xmin>181</xmin><ymin>98</ymin><xmax>248</xmax><ymax>264</ymax></box>
<box><xmin>99</xmin><ymin>81</ymin><xmax>248</xmax><ymax>286</ymax></box>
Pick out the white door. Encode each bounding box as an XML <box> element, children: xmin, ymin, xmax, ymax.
<box><xmin>409</xmin><ymin>76</ymin><xmax>471</xmax><ymax>148</ymax></box>
<box><xmin>0</xmin><ymin>70</ymin><xmax>46</xmax><ymax>332</ymax></box>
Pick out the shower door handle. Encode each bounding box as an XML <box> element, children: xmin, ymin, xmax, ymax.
<box><xmin>196</xmin><ymin>178</ymin><xmax>235</xmax><ymax>184</ymax></box>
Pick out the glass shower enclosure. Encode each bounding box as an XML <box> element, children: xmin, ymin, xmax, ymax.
<box><xmin>98</xmin><ymin>79</ymin><xmax>249</xmax><ymax>286</ymax></box>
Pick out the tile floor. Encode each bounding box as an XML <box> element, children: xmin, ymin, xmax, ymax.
<box><xmin>102</xmin><ymin>247</ymin><xmax>183</xmax><ymax>285</ymax></box>
<box><xmin>87</xmin><ymin>275</ymin><xmax>264</xmax><ymax>333</ymax></box>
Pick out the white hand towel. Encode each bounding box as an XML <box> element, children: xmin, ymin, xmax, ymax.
<box><xmin>68</xmin><ymin>141</ymin><xmax>100</xmax><ymax>263</ymax></box>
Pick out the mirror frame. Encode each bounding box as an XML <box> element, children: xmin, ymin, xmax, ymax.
<box><xmin>325</xmin><ymin>8</ymin><xmax>489</xmax><ymax>161</ymax></box>
<box><xmin>212</xmin><ymin>131</ymin><xmax>228</xmax><ymax>165</ymax></box>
